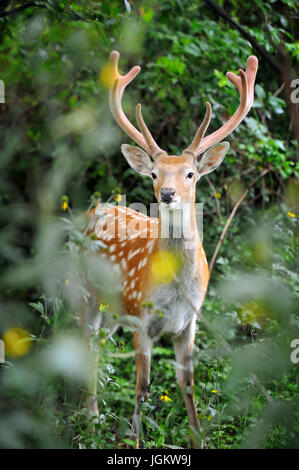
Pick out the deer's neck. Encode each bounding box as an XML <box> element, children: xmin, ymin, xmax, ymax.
<box><xmin>158</xmin><ymin>203</ymin><xmax>200</xmax><ymax>254</ymax></box>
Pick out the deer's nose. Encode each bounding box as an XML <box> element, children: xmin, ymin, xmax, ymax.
<box><xmin>160</xmin><ymin>187</ymin><xmax>175</xmax><ymax>203</ymax></box>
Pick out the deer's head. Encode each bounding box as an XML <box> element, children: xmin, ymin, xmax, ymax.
<box><xmin>108</xmin><ymin>51</ymin><xmax>258</xmax><ymax>210</ymax></box>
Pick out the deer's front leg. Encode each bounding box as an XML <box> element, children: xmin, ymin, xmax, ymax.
<box><xmin>173</xmin><ymin>317</ymin><xmax>200</xmax><ymax>448</ymax></box>
<box><xmin>132</xmin><ymin>332</ymin><xmax>152</xmax><ymax>441</ymax></box>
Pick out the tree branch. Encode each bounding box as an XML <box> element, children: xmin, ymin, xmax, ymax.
<box><xmin>204</xmin><ymin>0</ymin><xmax>281</xmax><ymax>73</ymax></box>
<box><xmin>205</xmin><ymin>0</ymin><xmax>299</xmax><ymax>153</ymax></box>
<box><xmin>205</xmin><ymin>175</ymin><xmax>223</xmax><ymax>225</ymax></box>
<box><xmin>0</xmin><ymin>2</ymin><xmax>39</xmax><ymax>18</ymax></box>
<box><xmin>209</xmin><ymin>167</ymin><xmax>272</xmax><ymax>275</ymax></box>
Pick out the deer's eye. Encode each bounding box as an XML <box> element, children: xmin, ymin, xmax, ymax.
<box><xmin>151</xmin><ymin>173</ymin><xmax>157</xmax><ymax>180</ymax></box>
<box><xmin>187</xmin><ymin>172</ymin><xmax>194</xmax><ymax>179</ymax></box>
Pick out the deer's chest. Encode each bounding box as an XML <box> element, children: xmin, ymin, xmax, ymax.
<box><xmin>145</xmin><ymin>265</ymin><xmax>203</xmax><ymax>339</ymax></box>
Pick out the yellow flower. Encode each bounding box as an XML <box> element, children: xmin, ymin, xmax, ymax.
<box><xmin>3</xmin><ymin>327</ymin><xmax>33</xmax><ymax>358</ymax></box>
<box><xmin>150</xmin><ymin>251</ymin><xmax>181</xmax><ymax>285</ymax></box>
<box><xmin>160</xmin><ymin>391</ymin><xmax>172</xmax><ymax>402</ymax></box>
<box><xmin>65</xmin><ymin>279</ymin><xmax>69</xmax><ymax>286</ymax></box>
<box><xmin>99</xmin><ymin>63</ymin><xmax>117</xmax><ymax>89</ymax></box>
<box><xmin>61</xmin><ymin>195</ymin><xmax>69</xmax><ymax>211</ymax></box>
<box><xmin>100</xmin><ymin>339</ymin><xmax>106</xmax><ymax>346</ymax></box>
<box><xmin>287</xmin><ymin>211</ymin><xmax>296</xmax><ymax>218</ymax></box>
<box><xmin>99</xmin><ymin>302</ymin><xmax>109</xmax><ymax>311</ymax></box>
<box><xmin>211</xmin><ymin>389</ymin><xmax>218</xmax><ymax>394</ymax></box>
<box><xmin>114</xmin><ymin>194</ymin><xmax>122</xmax><ymax>202</ymax></box>
<box><xmin>215</xmin><ymin>192</ymin><xmax>221</xmax><ymax>199</ymax></box>
<box><xmin>161</xmin><ymin>395</ymin><xmax>172</xmax><ymax>402</ymax></box>
<box><xmin>62</xmin><ymin>200</ymin><xmax>68</xmax><ymax>211</ymax></box>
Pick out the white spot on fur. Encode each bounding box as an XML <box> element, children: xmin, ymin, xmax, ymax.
<box><xmin>128</xmin><ymin>267</ymin><xmax>136</xmax><ymax>277</ymax></box>
<box><xmin>147</xmin><ymin>240</ymin><xmax>155</xmax><ymax>252</ymax></box>
<box><xmin>128</xmin><ymin>248</ymin><xmax>140</xmax><ymax>260</ymax></box>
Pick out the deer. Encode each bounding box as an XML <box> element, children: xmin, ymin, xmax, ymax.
<box><xmin>81</xmin><ymin>50</ymin><xmax>258</xmax><ymax>447</ymax></box>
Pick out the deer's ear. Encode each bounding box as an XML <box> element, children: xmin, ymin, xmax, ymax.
<box><xmin>121</xmin><ymin>144</ymin><xmax>153</xmax><ymax>176</ymax></box>
<box><xmin>196</xmin><ymin>142</ymin><xmax>230</xmax><ymax>176</ymax></box>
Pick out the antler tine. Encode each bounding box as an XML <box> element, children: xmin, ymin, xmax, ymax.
<box><xmin>108</xmin><ymin>50</ymin><xmax>163</xmax><ymax>157</ymax></box>
<box><xmin>184</xmin><ymin>101</ymin><xmax>212</xmax><ymax>156</ymax></box>
<box><xmin>184</xmin><ymin>56</ymin><xmax>258</xmax><ymax>157</ymax></box>
<box><xmin>136</xmin><ymin>104</ymin><xmax>164</xmax><ymax>159</ymax></box>
<box><xmin>226</xmin><ymin>55</ymin><xmax>258</xmax><ymax>112</ymax></box>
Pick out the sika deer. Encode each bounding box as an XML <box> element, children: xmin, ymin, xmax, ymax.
<box><xmin>82</xmin><ymin>51</ymin><xmax>258</xmax><ymax>447</ymax></box>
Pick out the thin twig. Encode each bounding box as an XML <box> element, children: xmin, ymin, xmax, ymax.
<box><xmin>209</xmin><ymin>167</ymin><xmax>272</xmax><ymax>275</ymax></box>
<box><xmin>251</xmin><ymin>374</ymin><xmax>273</xmax><ymax>403</ymax></box>
<box><xmin>205</xmin><ymin>175</ymin><xmax>223</xmax><ymax>225</ymax></box>
<box><xmin>273</xmin><ymin>82</ymin><xmax>285</xmax><ymax>97</ymax></box>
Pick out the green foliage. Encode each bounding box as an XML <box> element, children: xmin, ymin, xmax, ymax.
<box><xmin>0</xmin><ymin>0</ymin><xmax>298</xmax><ymax>449</ymax></box>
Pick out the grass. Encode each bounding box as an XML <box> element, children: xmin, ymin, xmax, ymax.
<box><xmin>57</xmin><ymin>325</ymin><xmax>299</xmax><ymax>449</ymax></box>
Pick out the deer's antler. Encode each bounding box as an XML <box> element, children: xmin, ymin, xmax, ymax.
<box><xmin>184</xmin><ymin>56</ymin><xmax>258</xmax><ymax>156</ymax></box>
<box><xmin>109</xmin><ymin>51</ymin><xmax>164</xmax><ymax>159</ymax></box>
